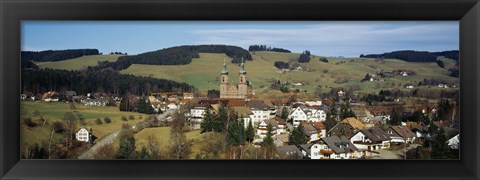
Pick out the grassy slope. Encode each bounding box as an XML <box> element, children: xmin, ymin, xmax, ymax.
<box><xmin>134</xmin><ymin>127</ymin><xmax>203</xmax><ymax>158</ymax></box>
<box><xmin>121</xmin><ymin>52</ymin><xmax>459</xmax><ymax>94</ymax></box>
<box><xmin>20</xmin><ymin>101</ymin><xmax>145</xmax><ymax>149</ymax></box>
<box><xmin>35</xmin><ymin>54</ymin><xmax>124</xmax><ymax>71</ymax></box>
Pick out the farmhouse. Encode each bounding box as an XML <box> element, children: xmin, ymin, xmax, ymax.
<box><xmin>289</xmin><ymin>106</ymin><xmax>327</xmax><ymax>127</ymax></box>
<box><xmin>385</xmin><ymin>126</ymin><xmax>416</xmax><ymax>143</ymax></box>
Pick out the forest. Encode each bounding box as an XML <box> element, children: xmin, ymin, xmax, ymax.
<box><xmin>360</xmin><ymin>50</ymin><xmax>459</xmax><ymax>62</ymax></box>
<box><xmin>97</xmin><ymin>45</ymin><xmax>252</xmax><ymax>71</ymax></box>
<box><xmin>21</xmin><ymin>69</ymin><xmax>193</xmax><ymax>96</ymax></box>
<box><xmin>248</xmin><ymin>45</ymin><xmax>291</xmax><ymax>53</ymax></box>
<box><xmin>21</xmin><ymin>49</ymin><xmax>100</xmax><ymax>62</ymax></box>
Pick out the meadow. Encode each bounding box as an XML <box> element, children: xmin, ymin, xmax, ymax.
<box><xmin>20</xmin><ymin>101</ymin><xmax>145</xmax><ymax>151</ymax></box>
<box><xmin>34</xmin><ymin>51</ymin><xmax>459</xmax><ymax>94</ymax></box>
<box><xmin>35</xmin><ymin>54</ymin><xmax>123</xmax><ymax>71</ymax></box>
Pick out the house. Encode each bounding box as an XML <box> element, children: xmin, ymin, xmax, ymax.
<box><xmin>42</xmin><ymin>91</ymin><xmax>60</xmax><ymax>102</ymax></box>
<box><xmin>65</xmin><ymin>91</ymin><xmax>77</xmax><ymax>100</ymax></box>
<box><xmin>311</xmin><ymin>136</ymin><xmax>360</xmax><ymax>159</ymax></box>
<box><xmin>273</xmin><ymin>133</ymin><xmax>289</xmax><ymax>147</ymax></box>
<box><xmin>246</xmin><ymin>100</ymin><xmax>276</xmax><ymax>124</ymax></box>
<box><xmin>385</xmin><ymin>126</ymin><xmax>416</xmax><ymax>143</ymax></box>
<box><xmin>350</xmin><ymin>127</ymin><xmax>391</xmax><ymax>153</ymax></box>
<box><xmin>75</xmin><ymin>128</ymin><xmax>90</xmax><ymax>142</ymax></box>
<box><xmin>183</xmin><ymin>93</ymin><xmax>194</xmax><ymax>99</ymax></box>
<box><xmin>275</xmin><ymin>145</ymin><xmax>303</xmax><ymax>159</ymax></box>
<box><xmin>329</xmin><ymin>117</ymin><xmax>366</xmax><ymax>138</ymax></box>
<box><xmin>167</xmin><ymin>101</ymin><xmax>178</xmax><ymax>110</ymax></box>
<box><xmin>298</xmin><ymin>144</ymin><xmax>313</xmax><ymax>159</ymax></box>
<box><xmin>289</xmin><ymin>106</ymin><xmax>327</xmax><ymax>127</ymax></box>
<box><xmin>256</xmin><ymin>118</ymin><xmax>286</xmax><ymax>139</ymax></box>
<box><xmin>300</xmin><ymin>122</ymin><xmax>326</xmax><ymax>142</ymax></box>
<box><xmin>82</xmin><ymin>98</ymin><xmax>110</xmax><ymax>106</ymax></box>
<box><xmin>410</xmin><ymin>124</ymin><xmax>429</xmax><ymax>138</ymax></box>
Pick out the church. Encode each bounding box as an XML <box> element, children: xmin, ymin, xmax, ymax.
<box><xmin>219</xmin><ymin>59</ymin><xmax>252</xmax><ymax>99</ymax></box>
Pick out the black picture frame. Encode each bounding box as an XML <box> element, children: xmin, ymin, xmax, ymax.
<box><xmin>1</xmin><ymin>0</ymin><xmax>479</xmax><ymax>179</ymax></box>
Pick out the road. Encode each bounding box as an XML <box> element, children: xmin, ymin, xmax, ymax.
<box><xmin>78</xmin><ymin>110</ymin><xmax>173</xmax><ymax>159</ymax></box>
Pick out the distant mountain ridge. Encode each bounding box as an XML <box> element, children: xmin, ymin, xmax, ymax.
<box><xmin>360</xmin><ymin>50</ymin><xmax>459</xmax><ymax>62</ymax></box>
<box><xmin>21</xmin><ymin>49</ymin><xmax>100</xmax><ymax>62</ymax></box>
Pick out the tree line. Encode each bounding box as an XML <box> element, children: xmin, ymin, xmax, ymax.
<box><xmin>248</xmin><ymin>45</ymin><xmax>291</xmax><ymax>53</ymax></box>
<box><xmin>21</xmin><ymin>69</ymin><xmax>193</xmax><ymax>96</ymax></box>
<box><xmin>21</xmin><ymin>49</ymin><xmax>100</xmax><ymax>62</ymax></box>
<box><xmin>96</xmin><ymin>45</ymin><xmax>253</xmax><ymax>71</ymax></box>
<box><xmin>360</xmin><ymin>50</ymin><xmax>459</xmax><ymax>62</ymax></box>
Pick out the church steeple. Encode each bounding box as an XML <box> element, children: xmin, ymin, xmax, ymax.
<box><xmin>221</xmin><ymin>58</ymin><xmax>228</xmax><ymax>75</ymax></box>
<box><xmin>239</xmin><ymin>58</ymin><xmax>246</xmax><ymax>74</ymax></box>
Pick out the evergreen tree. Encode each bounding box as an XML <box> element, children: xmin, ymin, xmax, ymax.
<box><xmin>324</xmin><ymin>111</ymin><xmax>337</xmax><ymax>133</ymax></box>
<box><xmin>246</xmin><ymin>120</ymin><xmax>255</xmax><ymax>143</ymax></box>
<box><xmin>226</xmin><ymin>118</ymin><xmax>240</xmax><ymax>146</ymax></box>
<box><xmin>238</xmin><ymin>117</ymin><xmax>246</xmax><ymax>145</ymax></box>
<box><xmin>139</xmin><ymin>146</ymin><xmax>151</xmax><ymax>160</ymax></box>
<box><xmin>390</xmin><ymin>107</ymin><xmax>402</xmax><ymax>126</ymax></box>
<box><xmin>200</xmin><ymin>106</ymin><xmax>215</xmax><ymax>133</ymax></box>
<box><xmin>280</xmin><ymin>107</ymin><xmax>289</xmax><ymax>120</ymax></box>
<box><xmin>289</xmin><ymin>124</ymin><xmax>307</xmax><ymax>145</ymax></box>
<box><xmin>117</xmin><ymin>130</ymin><xmax>136</xmax><ymax>159</ymax></box>
<box><xmin>263</xmin><ymin>124</ymin><xmax>275</xmax><ymax>147</ymax></box>
<box><xmin>218</xmin><ymin>106</ymin><xmax>229</xmax><ymax>132</ymax></box>
<box><xmin>431</xmin><ymin>128</ymin><xmax>450</xmax><ymax>159</ymax></box>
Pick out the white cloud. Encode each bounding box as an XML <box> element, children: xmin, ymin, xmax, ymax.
<box><xmin>190</xmin><ymin>22</ymin><xmax>458</xmax><ymax>57</ymax></box>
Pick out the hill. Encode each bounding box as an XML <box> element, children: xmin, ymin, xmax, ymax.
<box><xmin>32</xmin><ymin>50</ymin><xmax>459</xmax><ymax>94</ymax></box>
<box><xmin>22</xmin><ymin>49</ymin><xmax>100</xmax><ymax>62</ymax></box>
<box><xmin>360</xmin><ymin>50</ymin><xmax>459</xmax><ymax>62</ymax></box>
<box><xmin>120</xmin><ymin>51</ymin><xmax>459</xmax><ymax>94</ymax></box>
<box><xmin>35</xmin><ymin>54</ymin><xmax>123</xmax><ymax>71</ymax></box>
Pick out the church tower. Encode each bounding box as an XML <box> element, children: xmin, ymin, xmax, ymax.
<box><xmin>238</xmin><ymin>59</ymin><xmax>248</xmax><ymax>97</ymax></box>
<box><xmin>220</xmin><ymin>59</ymin><xmax>229</xmax><ymax>97</ymax></box>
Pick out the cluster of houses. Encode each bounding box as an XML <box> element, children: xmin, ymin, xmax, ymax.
<box><xmin>185</xmin><ymin>97</ymin><xmax>459</xmax><ymax>159</ymax></box>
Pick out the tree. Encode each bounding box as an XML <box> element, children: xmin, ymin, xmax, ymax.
<box><xmin>199</xmin><ymin>132</ymin><xmax>225</xmax><ymax>158</ymax></box>
<box><xmin>263</xmin><ymin>124</ymin><xmax>276</xmax><ymax>159</ymax></box>
<box><xmin>226</xmin><ymin>117</ymin><xmax>241</xmax><ymax>146</ymax></box>
<box><xmin>117</xmin><ymin>130</ymin><xmax>136</xmax><ymax>159</ymax></box>
<box><xmin>200</xmin><ymin>107</ymin><xmax>215</xmax><ymax>133</ymax></box>
<box><xmin>146</xmin><ymin>134</ymin><xmax>161</xmax><ymax>159</ymax></box>
<box><xmin>437</xmin><ymin>60</ymin><xmax>445</xmax><ymax>68</ymax></box>
<box><xmin>324</xmin><ymin>111</ymin><xmax>337</xmax><ymax>133</ymax></box>
<box><xmin>138</xmin><ymin>146</ymin><xmax>151</xmax><ymax>160</ymax></box>
<box><xmin>63</xmin><ymin>112</ymin><xmax>77</xmax><ymax>149</ymax></box>
<box><xmin>94</xmin><ymin>144</ymin><xmax>116</xmax><ymax>159</ymax></box>
<box><xmin>245</xmin><ymin>120</ymin><xmax>255</xmax><ymax>143</ymax></box>
<box><xmin>390</xmin><ymin>107</ymin><xmax>402</xmax><ymax>126</ymax></box>
<box><xmin>340</xmin><ymin>100</ymin><xmax>355</xmax><ymax>119</ymax></box>
<box><xmin>280</xmin><ymin>107</ymin><xmax>289</xmax><ymax>120</ymax></box>
<box><xmin>430</xmin><ymin>128</ymin><xmax>450</xmax><ymax>159</ymax></box>
<box><xmin>168</xmin><ymin>127</ymin><xmax>192</xmax><ymax>159</ymax></box>
<box><xmin>289</xmin><ymin>124</ymin><xmax>307</xmax><ymax>145</ymax></box>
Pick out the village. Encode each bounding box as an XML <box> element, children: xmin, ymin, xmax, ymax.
<box><xmin>20</xmin><ymin>60</ymin><xmax>460</xmax><ymax>160</ymax></box>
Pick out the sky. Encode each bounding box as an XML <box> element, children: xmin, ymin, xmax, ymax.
<box><xmin>21</xmin><ymin>21</ymin><xmax>459</xmax><ymax>57</ymax></box>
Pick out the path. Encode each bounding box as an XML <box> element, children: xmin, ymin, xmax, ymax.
<box><xmin>78</xmin><ymin>110</ymin><xmax>173</xmax><ymax>159</ymax></box>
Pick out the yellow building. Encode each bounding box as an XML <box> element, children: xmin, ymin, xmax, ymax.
<box><xmin>219</xmin><ymin>59</ymin><xmax>250</xmax><ymax>99</ymax></box>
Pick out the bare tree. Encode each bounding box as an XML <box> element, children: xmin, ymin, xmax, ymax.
<box><xmin>94</xmin><ymin>144</ymin><xmax>116</xmax><ymax>160</ymax></box>
<box><xmin>146</xmin><ymin>134</ymin><xmax>161</xmax><ymax>159</ymax></box>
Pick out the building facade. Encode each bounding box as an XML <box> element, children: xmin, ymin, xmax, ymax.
<box><xmin>219</xmin><ymin>60</ymin><xmax>250</xmax><ymax>99</ymax></box>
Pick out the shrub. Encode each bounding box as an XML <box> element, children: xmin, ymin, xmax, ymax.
<box><xmin>129</xmin><ymin>115</ymin><xmax>135</xmax><ymax>120</ymax></box>
<box><xmin>23</xmin><ymin>117</ymin><xmax>36</xmax><ymax>127</ymax></box>
<box><xmin>95</xmin><ymin>118</ymin><xmax>103</xmax><ymax>125</ymax></box>
<box><xmin>52</xmin><ymin>121</ymin><xmax>65</xmax><ymax>133</ymax></box>
<box><xmin>121</xmin><ymin>116</ymin><xmax>128</xmax><ymax>121</ymax></box>
<box><xmin>104</xmin><ymin>117</ymin><xmax>112</xmax><ymax>124</ymax></box>
<box><xmin>319</xmin><ymin>57</ymin><xmax>328</xmax><ymax>63</ymax></box>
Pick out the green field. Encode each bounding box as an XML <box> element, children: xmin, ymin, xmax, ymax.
<box><xmin>34</xmin><ymin>51</ymin><xmax>459</xmax><ymax>94</ymax></box>
<box><xmin>121</xmin><ymin>52</ymin><xmax>459</xmax><ymax>93</ymax></box>
<box><xmin>20</xmin><ymin>101</ymin><xmax>145</xmax><ymax>152</ymax></box>
<box><xmin>35</xmin><ymin>54</ymin><xmax>124</xmax><ymax>71</ymax></box>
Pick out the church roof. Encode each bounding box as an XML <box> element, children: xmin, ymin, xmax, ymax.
<box><xmin>239</xmin><ymin>58</ymin><xmax>247</xmax><ymax>74</ymax></box>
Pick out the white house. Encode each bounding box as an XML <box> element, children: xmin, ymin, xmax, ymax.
<box><xmin>350</xmin><ymin>127</ymin><xmax>391</xmax><ymax>153</ymax></box>
<box><xmin>76</xmin><ymin>128</ymin><xmax>90</xmax><ymax>142</ymax></box>
<box><xmin>290</xmin><ymin>106</ymin><xmax>327</xmax><ymax>127</ymax></box>
<box><xmin>246</xmin><ymin>100</ymin><xmax>276</xmax><ymax>125</ymax></box>
<box><xmin>385</xmin><ymin>126</ymin><xmax>416</xmax><ymax>143</ymax></box>
<box><xmin>256</xmin><ymin>117</ymin><xmax>287</xmax><ymax>140</ymax></box>
<box><xmin>311</xmin><ymin>136</ymin><xmax>360</xmax><ymax>159</ymax></box>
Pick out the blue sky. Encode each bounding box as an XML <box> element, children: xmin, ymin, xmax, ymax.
<box><xmin>21</xmin><ymin>21</ymin><xmax>459</xmax><ymax>57</ymax></box>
